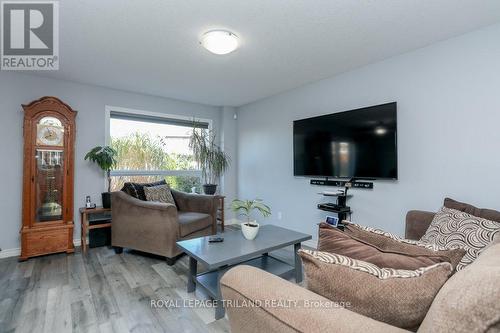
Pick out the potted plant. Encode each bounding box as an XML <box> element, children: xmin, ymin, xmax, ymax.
<box><xmin>189</xmin><ymin>124</ymin><xmax>230</xmax><ymax>195</ymax></box>
<box><xmin>84</xmin><ymin>146</ymin><xmax>118</xmax><ymax>208</ymax></box>
<box><xmin>231</xmin><ymin>199</ymin><xmax>271</xmax><ymax>240</ymax></box>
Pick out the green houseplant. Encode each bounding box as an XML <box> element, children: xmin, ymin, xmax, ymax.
<box><xmin>189</xmin><ymin>124</ymin><xmax>230</xmax><ymax>195</ymax></box>
<box><xmin>231</xmin><ymin>199</ymin><xmax>271</xmax><ymax>240</ymax></box>
<box><xmin>84</xmin><ymin>146</ymin><xmax>118</xmax><ymax>208</ymax></box>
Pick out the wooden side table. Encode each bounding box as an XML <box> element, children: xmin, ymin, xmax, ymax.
<box><xmin>79</xmin><ymin>206</ymin><xmax>111</xmax><ymax>254</ymax></box>
<box><xmin>216</xmin><ymin>196</ymin><xmax>225</xmax><ymax>232</ymax></box>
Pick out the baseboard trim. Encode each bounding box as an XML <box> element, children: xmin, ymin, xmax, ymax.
<box><xmin>224</xmin><ymin>218</ymin><xmax>241</xmax><ymax>225</ymax></box>
<box><xmin>0</xmin><ymin>247</ymin><xmax>21</xmax><ymax>259</ymax></box>
<box><xmin>0</xmin><ymin>238</ymin><xmax>82</xmax><ymax>259</ymax></box>
<box><xmin>302</xmin><ymin>239</ymin><xmax>318</xmax><ymax>249</ymax></box>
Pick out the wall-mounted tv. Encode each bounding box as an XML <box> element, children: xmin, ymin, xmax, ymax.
<box><xmin>293</xmin><ymin>102</ymin><xmax>397</xmax><ymax>179</ymax></box>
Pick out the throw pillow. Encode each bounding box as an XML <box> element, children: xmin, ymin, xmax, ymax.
<box><xmin>318</xmin><ymin>222</ymin><xmax>465</xmax><ymax>270</ymax></box>
<box><xmin>299</xmin><ymin>249</ymin><xmax>453</xmax><ymax>330</ymax></box>
<box><xmin>420</xmin><ymin>206</ymin><xmax>500</xmax><ymax>271</ymax></box>
<box><xmin>121</xmin><ymin>180</ymin><xmax>167</xmax><ymax>201</ymax></box>
<box><xmin>444</xmin><ymin>197</ymin><xmax>500</xmax><ymax>223</ymax></box>
<box><xmin>144</xmin><ymin>184</ymin><xmax>176</xmax><ymax>205</ymax></box>
<box><xmin>345</xmin><ymin>222</ymin><xmax>466</xmax><ymax>270</ymax></box>
<box><xmin>418</xmin><ymin>236</ymin><xmax>500</xmax><ymax>333</ymax></box>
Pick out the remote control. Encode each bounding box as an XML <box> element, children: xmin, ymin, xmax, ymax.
<box><xmin>208</xmin><ymin>236</ymin><xmax>224</xmax><ymax>243</ymax></box>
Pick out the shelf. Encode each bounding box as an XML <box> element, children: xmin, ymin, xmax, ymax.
<box><xmin>318</xmin><ymin>206</ymin><xmax>351</xmax><ymax>213</ymax></box>
<box><xmin>88</xmin><ymin>223</ymin><xmax>111</xmax><ymax>230</ymax></box>
<box><xmin>79</xmin><ymin>206</ymin><xmax>111</xmax><ymax>213</ymax></box>
<box><xmin>317</xmin><ymin>192</ymin><xmax>353</xmax><ymax>197</ymax></box>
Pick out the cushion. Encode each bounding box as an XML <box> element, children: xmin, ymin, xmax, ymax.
<box><xmin>444</xmin><ymin>197</ymin><xmax>500</xmax><ymax>223</ymax></box>
<box><xmin>418</xmin><ymin>237</ymin><xmax>500</xmax><ymax>333</ymax></box>
<box><xmin>121</xmin><ymin>180</ymin><xmax>167</xmax><ymax>201</ymax></box>
<box><xmin>318</xmin><ymin>222</ymin><xmax>465</xmax><ymax>270</ymax></box>
<box><xmin>144</xmin><ymin>184</ymin><xmax>176</xmax><ymax>205</ymax></box>
<box><xmin>420</xmin><ymin>206</ymin><xmax>500</xmax><ymax>271</ymax></box>
<box><xmin>178</xmin><ymin>212</ymin><xmax>212</xmax><ymax>237</ymax></box>
<box><xmin>299</xmin><ymin>249</ymin><xmax>453</xmax><ymax>330</ymax></box>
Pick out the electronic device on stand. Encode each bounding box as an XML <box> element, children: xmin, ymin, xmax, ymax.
<box><xmin>317</xmin><ymin>191</ymin><xmax>351</xmax><ymax>229</ymax></box>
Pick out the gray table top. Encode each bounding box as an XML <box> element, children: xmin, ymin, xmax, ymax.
<box><xmin>176</xmin><ymin>225</ymin><xmax>312</xmax><ymax>270</ymax></box>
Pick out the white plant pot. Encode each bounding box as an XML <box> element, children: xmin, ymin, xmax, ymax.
<box><xmin>241</xmin><ymin>221</ymin><xmax>260</xmax><ymax>240</ymax></box>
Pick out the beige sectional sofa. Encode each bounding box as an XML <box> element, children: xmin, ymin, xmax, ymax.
<box><xmin>221</xmin><ymin>210</ymin><xmax>500</xmax><ymax>333</ymax></box>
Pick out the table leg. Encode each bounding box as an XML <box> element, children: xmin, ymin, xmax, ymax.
<box><xmin>215</xmin><ymin>267</ymin><xmax>225</xmax><ymax>320</ymax></box>
<box><xmin>294</xmin><ymin>243</ymin><xmax>303</xmax><ymax>283</ymax></box>
<box><xmin>220</xmin><ymin>197</ymin><xmax>225</xmax><ymax>232</ymax></box>
<box><xmin>81</xmin><ymin>212</ymin><xmax>87</xmax><ymax>254</ymax></box>
<box><xmin>188</xmin><ymin>257</ymin><xmax>197</xmax><ymax>293</ymax></box>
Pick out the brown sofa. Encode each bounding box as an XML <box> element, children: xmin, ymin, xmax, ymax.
<box><xmin>111</xmin><ymin>189</ymin><xmax>218</xmax><ymax>264</ymax></box>
<box><xmin>221</xmin><ymin>210</ymin><xmax>500</xmax><ymax>333</ymax></box>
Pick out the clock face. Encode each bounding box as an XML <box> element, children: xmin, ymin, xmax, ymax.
<box><xmin>36</xmin><ymin>118</ymin><xmax>64</xmax><ymax>146</ymax></box>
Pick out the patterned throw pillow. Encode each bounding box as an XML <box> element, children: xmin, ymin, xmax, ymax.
<box><xmin>420</xmin><ymin>206</ymin><xmax>500</xmax><ymax>271</ymax></box>
<box><xmin>299</xmin><ymin>249</ymin><xmax>453</xmax><ymax>330</ymax></box>
<box><xmin>121</xmin><ymin>180</ymin><xmax>167</xmax><ymax>201</ymax></box>
<box><xmin>144</xmin><ymin>184</ymin><xmax>176</xmax><ymax>206</ymax></box>
<box><xmin>304</xmin><ymin>249</ymin><xmax>449</xmax><ymax>279</ymax></box>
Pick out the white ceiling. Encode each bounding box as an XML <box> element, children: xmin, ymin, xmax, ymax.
<box><xmin>37</xmin><ymin>0</ymin><xmax>500</xmax><ymax>106</ymax></box>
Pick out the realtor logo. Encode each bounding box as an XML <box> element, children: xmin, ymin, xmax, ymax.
<box><xmin>1</xmin><ymin>1</ymin><xmax>59</xmax><ymax>70</ymax></box>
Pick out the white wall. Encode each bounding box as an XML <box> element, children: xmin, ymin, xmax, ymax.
<box><xmin>0</xmin><ymin>72</ymin><xmax>222</xmax><ymax>253</ymax></box>
<box><xmin>236</xmin><ymin>23</ymin><xmax>500</xmax><ymax>244</ymax></box>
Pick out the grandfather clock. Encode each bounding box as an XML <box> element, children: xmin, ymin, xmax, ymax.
<box><xmin>20</xmin><ymin>97</ymin><xmax>77</xmax><ymax>260</ymax></box>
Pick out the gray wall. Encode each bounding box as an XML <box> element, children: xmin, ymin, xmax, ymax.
<box><xmin>220</xmin><ymin>106</ymin><xmax>238</xmax><ymax>220</ymax></box>
<box><xmin>0</xmin><ymin>72</ymin><xmax>222</xmax><ymax>251</ymax></box>
<box><xmin>236</xmin><ymin>23</ymin><xmax>500</xmax><ymax>244</ymax></box>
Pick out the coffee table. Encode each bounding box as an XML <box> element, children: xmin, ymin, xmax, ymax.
<box><xmin>176</xmin><ymin>225</ymin><xmax>312</xmax><ymax>319</ymax></box>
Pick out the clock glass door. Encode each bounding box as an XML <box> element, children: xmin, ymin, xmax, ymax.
<box><xmin>35</xmin><ymin>149</ymin><xmax>64</xmax><ymax>222</ymax></box>
<box><xmin>35</xmin><ymin>116</ymin><xmax>65</xmax><ymax>223</ymax></box>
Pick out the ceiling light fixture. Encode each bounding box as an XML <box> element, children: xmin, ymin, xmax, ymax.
<box><xmin>200</xmin><ymin>30</ymin><xmax>239</xmax><ymax>55</ymax></box>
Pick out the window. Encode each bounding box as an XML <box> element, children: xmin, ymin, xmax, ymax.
<box><xmin>108</xmin><ymin>109</ymin><xmax>210</xmax><ymax>193</ymax></box>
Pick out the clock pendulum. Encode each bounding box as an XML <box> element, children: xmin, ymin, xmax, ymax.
<box><xmin>39</xmin><ymin>151</ymin><xmax>62</xmax><ymax>220</ymax></box>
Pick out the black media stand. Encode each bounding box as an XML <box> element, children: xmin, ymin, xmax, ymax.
<box><xmin>317</xmin><ymin>192</ymin><xmax>352</xmax><ymax>221</ymax></box>
<box><xmin>314</xmin><ymin>177</ymin><xmax>375</xmax><ymax>224</ymax></box>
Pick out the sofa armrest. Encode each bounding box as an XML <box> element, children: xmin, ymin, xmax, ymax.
<box><xmin>405</xmin><ymin>210</ymin><xmax>436</xmax><ymax>240</ymax></box>
<box><xmin>221</xmin><ymin>266</ymin><xmax>408</xmax><ymax>333</ymax></box>
<box><xmin>111</xmin><ymin>191</ymin><xmax>179</xmax><ymax>257</ymax></box>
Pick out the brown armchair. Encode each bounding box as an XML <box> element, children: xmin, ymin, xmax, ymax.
<box><xmin>111</xmin><ymin>189</ymin><xmax>218</xmax><ymax>265</ymax></box>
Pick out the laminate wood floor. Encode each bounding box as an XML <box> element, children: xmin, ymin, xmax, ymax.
<box><xmin>0</xmin><ymin>235</ymin><xmax>298</xmax><ymax>333</ymax></box>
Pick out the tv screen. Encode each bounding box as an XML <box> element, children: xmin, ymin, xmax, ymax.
<box><xmin>293</xmin><ymin>102</ymin><xmax>397</xmax><ymax>179</ymax></box>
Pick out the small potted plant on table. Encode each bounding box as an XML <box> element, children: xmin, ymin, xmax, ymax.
<box><xmin>84</xmin><ymin>146</ymin><xmax>118</xmax><ymax>208</ymax></box>
<box><xmin>231</xmin><ymin>199</ymin><xmax>271</xmax><ymax>240</ymax></box>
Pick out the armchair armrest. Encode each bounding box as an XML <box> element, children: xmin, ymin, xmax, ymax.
<box><xmin>171</xmin><ymin>190</ymin><xmax>218</xmax><ymax>215</ymax></box>
<box><xmin>111</xmin><ymin>191</ymin><xmax>180</xmax><ymax>257</ymax></box>
<box><xmin>405</xmin><ymin>210</ymin><xmax>436</xmax><ymax>240</ymax></box>
<box><xmin>221</xmin><ymin>266</ymin><xmax>408</xmax><ymax>333</ymax></box>
<box><xmin>171</xmin><ymin>190</ymin><xmax>219</xmax><ymax>234</ymax></box>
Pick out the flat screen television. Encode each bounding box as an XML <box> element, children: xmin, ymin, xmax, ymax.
<box><xmin>293</xmin><ymin>102</ymin><xmax>397</xmax><ymax>179</ymax></box>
